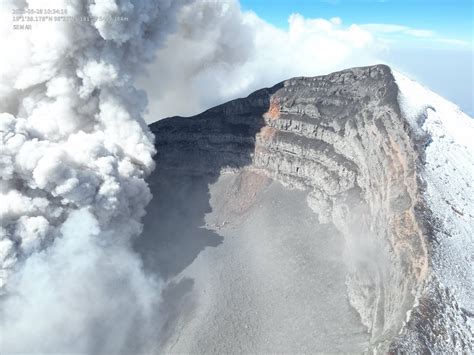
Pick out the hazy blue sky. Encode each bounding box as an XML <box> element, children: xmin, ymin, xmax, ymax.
<box><xmin>241</xmin><ymin>0</ymin><xmax>473</xmax><ymax>46</ymax></box>
<box><xmin>241</xmin><ymin>0</ymin><xmax>473</xmax><ymax>115</ymax></box>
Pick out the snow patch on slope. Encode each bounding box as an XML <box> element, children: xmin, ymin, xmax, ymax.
<box><xmin>394</xmin><ymin>71</ymin><xmax>474</xmax><ymax>328</ymax></box>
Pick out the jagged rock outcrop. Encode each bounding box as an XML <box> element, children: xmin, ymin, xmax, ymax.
<box><xmin>149</xmin><ymin>64</ymin><xmax>473</xmax><ymax>352</ymax></box>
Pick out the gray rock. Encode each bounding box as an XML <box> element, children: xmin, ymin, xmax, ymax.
<box><xmin>146</xmin><ymin>64</ymin><xmax>472</xmax><ymax>353</ymax></box>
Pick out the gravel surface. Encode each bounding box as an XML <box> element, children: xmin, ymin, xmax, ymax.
<box><xmin>138</xmin><ymin>171</ymin><xmax>369</xmax><ymax>354</ymax></box>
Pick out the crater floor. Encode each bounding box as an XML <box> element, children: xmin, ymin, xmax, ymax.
<box><xmin>137</xmin><ymin>170</ymin><xmax>369</xmax><ymax>353</ymax></box>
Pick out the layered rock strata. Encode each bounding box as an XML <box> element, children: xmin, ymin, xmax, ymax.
<box><xmin>149</xmin><ymin>65</ymin><xmax>472</xmax><ymax>352</ymax></box>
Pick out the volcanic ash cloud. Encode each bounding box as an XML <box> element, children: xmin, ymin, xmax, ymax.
<box><xmin>0</xmin><ymin>0</ymin><xmax>186</xmax><ymax>352</ymax></box>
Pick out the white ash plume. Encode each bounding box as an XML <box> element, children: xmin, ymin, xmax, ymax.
<box><xmin>0</xmin><ymin>0</ymin><xmax>187</xmax><ymax>352</ymax></box>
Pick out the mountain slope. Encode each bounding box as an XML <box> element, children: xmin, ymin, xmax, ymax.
<box><xmin>391</xmin><ymin>71</ymin><xmax>474</xmax><ymax>352</ymax></box>
<box><xmin>140</xmin><ymin>64</ymin><xmax>473</xmax><ymax>353</ymax></box>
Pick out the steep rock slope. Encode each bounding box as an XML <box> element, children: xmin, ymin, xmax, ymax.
<box><xmin>389</xmin><ymin>72</ymin><xmax>474</xmax><ymax>352</ymax></box>
<box><xmin>147</xmin><ymin>65</ymin><xmax>473</xmax><ymax>352</ymax></box>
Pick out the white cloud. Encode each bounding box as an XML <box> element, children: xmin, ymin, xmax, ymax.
<box><xmin>138</xmin><ymin>1</ymin><xmax>471</xmax><ymax>123</ymax></box>
<box><xmin>360</xmin><ymin>23</ymin><xmax>470</xmax><ymax>47</ymax></box>
<box><xmin>361</xmin><ymin>24</ymin><xmax>435</xmax><ymax>37</ymax></box>
<box><xmin>139</xmin><ymin>2</ymin><xmax>381</xmax><ymax>121</ymax></box>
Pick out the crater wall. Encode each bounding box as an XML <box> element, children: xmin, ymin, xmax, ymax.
<box><xmin>149</xmin><ymin>65</ymin><xmax>471</xmax><ymax>352</ymax></box>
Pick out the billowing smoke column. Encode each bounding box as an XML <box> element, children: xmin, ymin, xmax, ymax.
<box><xmin>0</xmin><ymin>0</ymin><xmax>186</xmax><ymax>352</ymax></box>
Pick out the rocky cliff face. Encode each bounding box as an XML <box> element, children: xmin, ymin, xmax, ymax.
<box><xmin>149</xmin><ymin>65</ymin><xmax>473</xmax><ymax>352</ymax></box>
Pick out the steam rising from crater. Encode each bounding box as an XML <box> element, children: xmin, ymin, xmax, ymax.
<box><xmin>0</xmin><ymin>0</ymin><xmax>187</xmax><ymax>352</ymax></box>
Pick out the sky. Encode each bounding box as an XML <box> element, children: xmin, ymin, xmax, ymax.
<box><xmin>139</xmin><ymin>0</ymin><xmax>473</xmax><ymax>120</ymax></box>
<box><xmin>240</xmin><ymin>0</ymin><xmax>473</xmax><ymax>47</ymax></box>
<box><xmin>238</xmin><ymin>0</ymin><xmax>473</xmax><ymax>115</ymax></box>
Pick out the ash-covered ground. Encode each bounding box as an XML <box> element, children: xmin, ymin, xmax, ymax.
<box><xmin>137</xmin><ymin>171</ymin><xmax>369</xmax><ymax>353</ymax></box>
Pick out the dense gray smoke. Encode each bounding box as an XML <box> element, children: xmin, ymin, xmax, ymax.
<box><xmin>0</xmin><ymin>0</ymin><xmax>187</xmax><ymax>353</ymax></box>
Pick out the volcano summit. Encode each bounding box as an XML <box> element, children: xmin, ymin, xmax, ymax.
<box><xmin>138</xmin><ymin>64</ymin><xmax>473</xmax><ymax>353</ymax></box>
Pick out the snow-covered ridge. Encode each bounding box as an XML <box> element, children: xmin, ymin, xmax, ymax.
<box><xmin>394</xmin><ymin>71</ymin><xmax>474</xmax><ymax>343</ymax></box>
